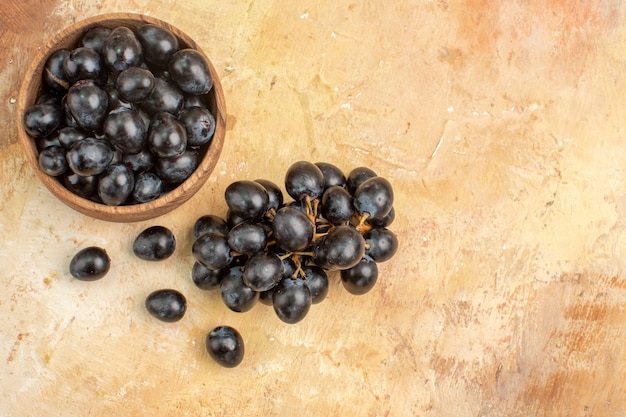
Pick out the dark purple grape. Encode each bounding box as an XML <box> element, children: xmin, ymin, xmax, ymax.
<box><xmin>220</xmin><ymin>266</ymin><xmax>258</xmax><ymax>312</ymax></box>
<box><xmin>102</xmin><ymin>26</ymin><xmax>143</xmax><ymax>73</ymax></box>
<box><xmin>66</xmin><ymin>137</ymin><xmax>114</xmax><ymax>176</ymax></box>
<box><xmin>168</xmin><ymin>49</ymin><xmax>213</xmax><ymax>95</ymax></box>
<box><xmin>364</xmin><ymin>228</ymin><xmax>398</xmax><ymax>262</ymax></box>
<box><xmin>79</xmin><ymin>26</ymin><xmax>112</xmax><ymax>54</ymax></box>
<box><xmin>148</xmin><ymin>112</ymin><xmax>187</xmax><ymax>158</ymax></box>
<box><xmin>254</xmin><ymin>179</ymin><xmax>283</xmax><ymax>212</ymax></box>
<box><xmin>58</xmin><ymin>126</ymin><xmax>87</xmax><ymax>149</ymax></box>
<box><xmin>192</xmin><ymin>232</ymin><xmax>233</xmax><ymax>270</ymax></box>
<box><xmin>272</xmin><ymin>276</ymin><xmax>311</xmax><ymax>324</ymax></box>
<box><xmin>145</xmin><ymin>289</ymin><xmax>186</xmax><ymax>322</ymax></box>
<box><xmin>69</xmin><ymin>246</ymin><xmax>110</xmax><ymax>281</ymax></box>
<box><xmin>353</xmin><ymin>176</ymin><xmax>394</xmax><ymax>220</ymax></box>
<box><xmin>192</xmin><ymin>261</ymin><xmax>223</xmax><ymax>290</ymax></box>
<box><xmin>341</xmin><ymin>258</ymin><xmax>378</xmax><ymax>295</ymax></box>
<box><xmin>302</xmin><ymin>265</ymin><xmax>329</xmax><ymax>304</ymax></box>
<box><xmin>242</xmin><ymin>252</ymin><xmax>285</xmax><ymax>292</ymax></box>
<box><xmin>66</xmin><ymin>79</ymin><xmax>109</xmax><ymax>132</ymax></box>
<box><xmin>193</xmin><ymin>214</ymin><xmax>229</xmax><ymax>239</ymax></box>
<box><xmin>319</xmin><ymin>225</ymin><xmax>365</xmax><ymax>270</ymax></box>
<box><xmin>224</xmin><ymin>180</ymin><xmax>270</xmax><ymax>221</ymax></box>
<box><xmin>103</xmin><ymin>107</ymin><xmax>147</xmax><ymax>154</ymax></box>
<box><xmin>285</xmin><ymin>160</ymin><xmax>325</xmax><ymax>201</ymax></box>
<box><xmin>178</xmin><ymin>107</ymin><xmax>215</xmax><ymax>147</ymax></box>
<box><xmin>315</xmin><ymin>161</ymin><xmax>346</xmax><ymax>189</ymax></box>
<box><xmin>154</xmin><ymin>148</ymin><xmax>198</xmax><ymax>183</ymax></box>
<box><xmin>206</xmin><ymin>326</ymin><xmax>244</xmax><ymax>368</ymax></box>
<box><xmin>23</xmin><ymin>103</ymin><xmax>63</xmax><ymax>138</ymax></box>
<box><xmin>227</xmin><ymin>221</ymin><xmax>268</xmax><ymax>256</ymax></box>
<box><xmin>63</xmin><ymin>172</ymin><xmax>98</xmax><ymax>199</ymax></box>
<box><xmin>227</xmin><ymin>209</ymin><xmax>246</xmax><ymax>229</ymax></box>
<box><xmin>63</xmin><ymin>47</ymin><xmax>106</xmax><ymax>85</ymax></box>
<box><xmin>183</xmin><ymin>94</ymin><xmax>207</xmax><ymax>109</ymax></box>
<box><xmin>115</xmin><ymin>67</ymin><xmax>155</xmax><ymax>102</ymax></box>
<box><xmin>140</xmin><ymin>77</ymin><xmax>184</xmax><ymax>115</ymax></box>
<box><xmin>346</xmin><ymin>166</ymin><xmax>377</xmax><ymax>195</ymax></box>
<box><xmin>136</xmin><ymin>24</ymin><xmax>179</xmax><ymax>69</ymax></box>
<box><xmin>321</xmin><ymin>185</ymin><xmax>354</xmax><ymax>224</ymax></box>
<box><xmin>97</xmin><ymin>163</ymin><xmax>134</xmax><ymax>206</ymax></box>
<box><xmin>271</xmin><ymin>206</ymin><xmax>314</xmax><ymax>252</ymax></box>
<box><xmin>43</xmin><ymin>49</ymin><xmax>70</xmax><ymax>92</ymax></box>
<box><xmin>312</xmin><ymin>236</ymin><xmax>336</xmax><ymax>271</ymax></box>
<box><xmin>38</xmin><ymin>145</ymin><xmax>68</xmax><ymax>176</ymax></box>
<box><xmin>122</xmin><ymin>147</ymin><xmax>155</xmax><ymax>172</ymax></box>
<box><xmin>132</xmin><ymin>171</ymin><xmax>163</xmax><ymax>203</ymax></box>
<box><xmin>133</xmin><ymin>226</ymin><xmax>176</xmax><ymax>261</ymax></box>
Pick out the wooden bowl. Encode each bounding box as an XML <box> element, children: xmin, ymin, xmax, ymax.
<box><xmin>16</xmin><ymin>13</ymin><xmax>226</xmax><ymax>222</ymax></box>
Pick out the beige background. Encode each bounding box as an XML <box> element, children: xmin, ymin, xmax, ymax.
<box><xmin>2</xmin><ymin>0</ymin><xmax>626</xmax><ymax>416</ymax></box>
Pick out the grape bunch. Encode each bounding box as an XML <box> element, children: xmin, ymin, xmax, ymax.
<box><xmin>23</xmin><ymin>23</ymin><xmax>217</xmax><ymax>205</ymax></box>
<box><xmin>191</xmin><ymin>161</ymin><xmax>398</xmax><ymax>324</ymax></box>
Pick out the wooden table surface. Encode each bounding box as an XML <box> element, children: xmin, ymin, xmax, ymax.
<box><xmin>3</xmin><ymin>1</ymin><xmax>626</xmax><ymax>416</ymax></box>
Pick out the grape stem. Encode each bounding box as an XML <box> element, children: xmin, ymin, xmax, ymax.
<box><xmin>354</xmin><ymin>212</ymin><xmax>372</xmax><ymax>234</ymax></box>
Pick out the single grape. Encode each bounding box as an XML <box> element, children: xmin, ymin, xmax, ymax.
<box><xmin>284</xmin><ymin>160</ymin><xmax>325</xmax><ymax>201</ymax></box>
<box><xmin>272</xmin><ymin>276</ymin><xmax>311</xmax><ymax>324</ymax></box>
<box><xmin>315</xmin><ymin>161</ymin><xmax>346</xmax><ymax>189</ymax></box>
<box><xmin>193</xmin><ymin>214</ymin><xmax>229</xmax><ymax>239</ymax></box>
<box><xmin>321</xmin><ymin>185</ymin><xmax>354</xmax><ymax>224</ymax></box>
<box><xmin>353</xmin><ymin>176</ymin><xmax>394</xmax><ymax>220</ymax></box>
<box><xmin>192</xmin><ymin>232</ymin><xmax>233</xmax><ymax>270</ymax></box>
<box><xmin>168</xmin><ymin>49</ymin><xmax>213</xmax><ymax>95</ymax></box>
<box><xmin>227</xmin><ymin>208</ymin><xmax>246</xmax><ymax>229</ymax></box>
<box><xmin>367</xmin><ymin>206</ymin><xmax>395</xmax><ymax>228</ymax></box>
<box><xmin>69</xmin><ymin>246</ymin><xmax>110</xmax><ymax>281</ymax></box>
<box><xmin>340</xmin><ymin>258</ymin><xmax>378</xmax><ymax>295</ymax></box>
<box><xmin>364</xmin><ymin>228</ymin><xmax>398</xmax><ymax>262</ymax></box>
<box><xmin>133</xmin><ymin>226</ymin><xmax>176</xmax><ymax>261</ymax></box>
<box><xmin>271</xmin><ymin>206</ymin><xmax>314</xmax><ymax>252</ymax></box>
<box><xmin>102</xmin><ymin>26</ymin><xmax>143</xmax><ymax>73</ymax></box>
<box><xmin>57</xmin><ymin>126</ymin><xmax>87</xmax><ymax>149</ymax></box>
<box><xmin>154</xmin><ymin>148</ymin><xmax>199</xmax><ymax>184</ymax></box>
<box><xmin>38</xmin><ymin>145</ymin><xmax>68</xmax><ymax>176</ymax></box>
<box><xmin>220</xmin><ymin>266</ymin><xmax>259</xmax><ymax>312</ymax></box>
<box><xmin>97</xmin><ymin>163</ymin><xmax>135</xmax><ymax>206</ymax></box>
<box><xmin>227</xmin><ymin>221</ymin><xmax>268</xmax><ymax>256</ymax></box>
<box><xmin>36</xmin><ymin>134</ymin><xmax>62</xmax><ymax>152</ymax></box>
<box><xmin>136</xmin><ymin>24</ymin><xmax>180</xmax><ymax>69</ymax></box>
<box><xmin>132</xmin><ymin>171</ymin><xmax>163</xmax><ymax>203</ymax></box>
<box><xmin>242</xmin><ymin>252</ymin><xmax>285</xmax><ymax>292</ymax></box>
<box><xmin>148</xmin><ymin>112</ymin><xmax>187</xmax><ymax>158</ymax></box>
<box><xmin>79</xmin><ymin>26</ymin><xmax>112</xmax><ymax>54</ymax></box>
<box><xmin>346</xmin><ymin>166</ymin><xmax>377</xmax><ymax>195</ymax></box>
<box><xmin>23</xmin><ymin>103</ymin><xmax>63</xmax><ymax>138</ymax></box>
<box><xmin>66</xmin><ymin>79</ymin><xmax>109</xmax><ymax>132</ymax></box>
<box><xmin>320</xmin><ymin>225</ymin><xmax>365</xmax><ymax>270</ymax></box>
<box><xmin>115</xmin><ymin>67</ymin><xmax>155</xmax><ymax>103</ymax></box>
<box><xmin>206</xmin><ymin>326</ymin><xmax>244</xmax><ymax>368</ymax></box>
<box><xmin>224</xmin><ymin>180</ymin><xmax>270</xmax><ymax>221</ymax></box>
<box><xmin>145</xmin><ymin>289</ymin><xmax>186</xmax><ymax>322</ymax></box>
<box><xmin>66</xmin><ymin>137</ymin><xmax>114</xmax><ymax>176</ymax></box>
<box><xmin>103</xmin><ymin>107</ymin><xmax>147</xmax><ymax>154</ymax></box>
<box><xmin>192</xmin><ymin>261</ymin><xmax>223</xmax><ymax>290</ymax></box>
<box><xmin>122</xmin><ymin>147</ymin><xmax>155</xmax><ymax>173</ymax></box>
<box><xmin>63</xmin><ymin>46</ymin><xmax>106</xmax><ymax>85</ymax></box>
<box><xmin>302</xmin><ymin>265</ymin><xmax>329</xmax><ymax>304</ymax></box>
<box><xmin>178</xmin><ymin>106</ymin><xmax>216</xmax><ymax>147</ymax></box>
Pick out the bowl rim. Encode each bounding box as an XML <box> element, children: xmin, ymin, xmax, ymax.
<box><xmin>16</xmin><ymin>12</ymin><xmax>227</xmax><ymax>223</ymax></box>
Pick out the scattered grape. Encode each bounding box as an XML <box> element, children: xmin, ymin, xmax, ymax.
<box><xmin>206</xmin><ymin>326</ymin><xmax>244</xmax><ymax>368</ymax></box>
<box><xmin>145</xmin><ymin>289</ymin><xmax>186</xmax><ymax>322</ymax></box>
<box><xmin>69</xmin><ymin>246</ymin><xmax>110</xmax><ymax>281</ymax></box>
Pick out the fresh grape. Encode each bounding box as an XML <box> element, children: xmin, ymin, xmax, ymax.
<box><xmin>63</xmin><ymin>46</ymin><xmax>106</xmax><ymax>85</ymax></box>
<box><xmin>353</xmin><ymin>176</ymin><xmax>394</xmax><ymax>220</ymax></box>
<box><xmin>38</xmin><ymin>145</ymin><xmax>68</xmax><ymax>176</ymax></box>
<box><xmin>192</xmin><ymin>232</ymin><xmax>232</xmax><ymax>270</ymax></box>
<box><xmin>178</xmin><ymin>106</ymin><xmax>215</xmax><ymax>147</ymax></box>
<box><xmin>220</xmin><ymin>266</ymin><xmax>258</xmax><ymax>312</ymax></box>
<box><xmin>192</xmin><ymin>261</ymin><xmax>223</xmax><ymax>290</ymax></box>
<box><xmin>319</xmin><ymin>225</ymin><xmax>365</xmax><ymax>270</ymax></box>
<box><xmin>302</xmin><ymin>265</ymin><xmax>329</xmax><ymax>304</ymax></box>
<box><xmin>69</xmin><ymin>246</ymin><xmax>110</xmax><ymax>281</ymax></box>
<box><xmin>193</xmin><ymin>214</ymin><xmax>229</xmax><ymax>239</ymax></box>
<box><xmin>346</xmin><ymin>166</ymin><xmax>377</xmax><ymax>194</ymax></box>
<box><xmin>148</xmin><ymin>111</ymin><xmax>187</xmax><ymax>158</ymax></box>
<box><xmin>227</xmin><ymin>221</ymin><xmax>268</xmax><ymax>256</ymax></box>
<box><xmin>271</xmin><ymin>206</ymin><xmax>314</xmax><ymax>252</ymax></box>
<box><xmin>136</xmin><ymin>24</ymin><xmax>179</xmax><ymax>69</ymax></box>
<box><xmin>133</xmin><ymin>225</ymin><xmax>176</xmax><ymax>261</ymax></box>
<box><xmin>364</xmin><ymin>228</ymin><xmax>398</xmax><ymax>262</ymax></box>
<box><xmin>206</xmin><ymin>326</ymin><xmax>244</xmax><ymax>368</ymax></box>
<box><xmin>145</xmin><ymin>289</ymin><xmax>186</xmax><ymax>322</ymax></box>
<box><xmin>242</xmin><ymin>251</ymin><xmax>285</xmax><ymax>292</ymax></box>
<box><xmin>154</xmin><ymin>148</ymin><xmax>198</xmax><ymax>184</ymax></box>
<box><xmin>102</xmin><ymin>26</ymin><xmax>143</xmax><ymax>73</ymax></box>
<box><xmin>272</xmin><ymin>276</ymin><xmax>311</xmax><ymax>324</ymax></box>
<box><xmin>168</xmin><ymin>49</ymin><xmax>213</xmax><ymax>95</ymax></box>
<box><xmin>224</xmin><ymin>180</ymin><xmax>270</xmax><ymax>221</ymax></box>
<box><xmin>103</xmin><ymin>107</ymin><xmax>147</xmax><ymax>154</ymax></box>
<box><xmin>321</xmin><ymin>185</ymin><xmax>353</xmax><ymax>224</ymax></box>
<box><xmin>132</xmin><ymin>171</ymin><xmax>163</xmax><ymax>203</ymax></box>
<box><xmin>43</xmin><ymin>49</ymin><xmax>71</xmax><ymax>92</ymax></box>
<box><xmin>23</xmin><ymin>103</ymin><xmax>63</xmax><ymax>138</ymax></box>
<box><xmin>115</xmin><ymin>67</ymin><xmax>155</xmax><ymax>103</ymax></box>
<box><xmin>341</xmin><ymin>258</ymin><xmax>378</xmax><ymax>295</ymax></box>
<box><xmin>315</xmin><ymin>161</ymin><xmax>346</xmax><ymax>190</ymax></box>
<box><xmin>66</xmin><ymin>137</ymin><xmax>114</xmax><ymax>176</ymax></box>
<box><xmin>284</xmin><ymin>160</ymin><xmax>325</xmax><ymax>201</ymax></box>
<box><xmin>97</xmin><ymin>163</ymin><xmax>134</xmax><ymax>206</ymax></box>
<box><xmin>66</xmin><ymin>79</ymin><xmax>109</xmax><ymax>132</ymax></box>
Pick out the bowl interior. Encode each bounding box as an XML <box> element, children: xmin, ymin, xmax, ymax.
<box><xmin>17</xmin><ymin>13</ymin><xmax>226</xmax><ymax>222</ymax></box>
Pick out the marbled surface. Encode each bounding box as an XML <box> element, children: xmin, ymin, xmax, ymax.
<box><xmin>2</xmin><ymin>1</ymin><xmax>626</xmax><ymax>416</ymax></box>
